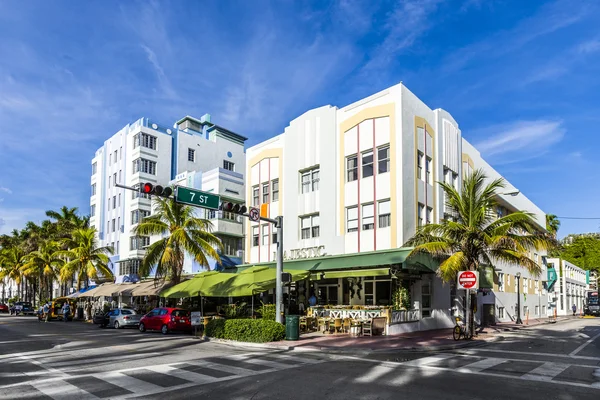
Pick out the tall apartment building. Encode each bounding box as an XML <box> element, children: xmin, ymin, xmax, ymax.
<box><xmin>546</xmin><ymin>258</ymin><xmax>587</xmax><ymax>316</ymax></box>
<box><xmin>90</xmin><ymin>114</ymin><xmax>247</xmax><ymax>283</ymax></box>
<box><xmin>243</xmin><ymin>83</ymin><xmax>548</xmax><ymax>332</ymax></box>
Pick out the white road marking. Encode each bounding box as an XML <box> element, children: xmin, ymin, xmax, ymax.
<box><xmin>146</xmin><ymin>364</ymin><xmax>218</xmax><ymax>384</ymax></box>
<box><xmin>521</xmin><ymin>362</ymin><xmax>571</xmax><ymax>381</ymax></box>
<box><xmin>356</xmin><ymin>364</ymin><xmax>394</xmax><ymax>383</ymax></box>
<box><xmin>102</xmin><ymin>371</ymin><xmax>163</xmax><ymax>394</ymax></box>
<box><xmin>457</xmin><ymin>357</ymin><xmax>505</xmax><ymax>373</ymax></box>
<box><xmin>401</xmin><ymin>354</ymin><xmax>454</xmax><ymax>367</ymax></box>
<box><xmin>459</xmin><ymin>348</ymin><xmax>600</xmax><ymax>361</ymax></box>
<box><xmin>36</xmin><ymin>379</ymin><xmax>98</xmax><ymax>400</ymax></box>
<box><xmin>569</xmin><ymin>332</ymin><xmax>600</xmax><ymax>356</ymax></box>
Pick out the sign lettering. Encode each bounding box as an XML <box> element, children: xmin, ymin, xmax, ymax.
<box><xmin>272</xmin><ymin>245</ymin><xmax>326</xmax><ymax>261</ymax></box>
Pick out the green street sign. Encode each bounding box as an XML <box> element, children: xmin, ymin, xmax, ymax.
<box><xmin>175</xmin><ymin>187</ymin><xmax>220</xmax><ymax>210</ymax></box>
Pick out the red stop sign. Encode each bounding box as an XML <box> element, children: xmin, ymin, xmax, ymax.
<box><xmin>458</xmin><ymin>271</ymin><xmax>478</xmax><ymax>289</ymax></box>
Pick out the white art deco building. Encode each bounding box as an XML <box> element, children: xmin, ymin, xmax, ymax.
<box><xmin>243</xmin><ymin>83</ymin><xmax>548</xmax><ymax>332</ymax></box>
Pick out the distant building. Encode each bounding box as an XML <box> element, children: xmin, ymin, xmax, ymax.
<box><xmin>88</xmin><ymin>114</ymin><xmax>247</xmax><ymax>289</ymax></box>
<box><xmin>546</xmin><ymin>258</ymin><xmax>587</xmax><ymax>316</ymax></box>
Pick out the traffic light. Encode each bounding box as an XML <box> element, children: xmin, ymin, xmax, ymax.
<box><xmin>219</xmin><ymin>201</ymin><xmax>247</xmax><ymax>214</ymax></box>
<box><xmin>140</xmin><ymin>183</ymin><xmax>173</xmax><ymax>198</ymax></box>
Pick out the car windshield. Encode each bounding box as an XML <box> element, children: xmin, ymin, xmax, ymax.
<box><xmin>172</xmin><ymin>310</ymin><xmax>189</xmax><ymax>317</ymax></box>
<box><xmin>121</xmin><ymin>309</ymin><xmax>134</xmax><ymax>315</ymax></box>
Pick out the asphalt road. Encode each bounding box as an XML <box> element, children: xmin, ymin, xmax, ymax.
<box><xmin>0</xmin><ymin>314</ymin><xmax>599</xmax><ymax>399</ymax></box>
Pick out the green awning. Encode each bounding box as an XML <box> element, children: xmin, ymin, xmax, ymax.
<box><xmin>160</xmin><ymin>271</ymin><xmax>228</xmax><ymax>298</ymax></box>
<box><xmin>315</xmin><ymin>268</ymin><xmax>390</xmax><ymax>279</ymax></box>
<box><xmin>229</xmin><ymin>247</ymin><xmax>438</xmax><ymax>274</ymax></box>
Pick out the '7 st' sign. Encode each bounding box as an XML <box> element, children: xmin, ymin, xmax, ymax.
<box><xmin>175</xmin><ymin>187</ymin><xmax>220</xmax><ymax>210</ymax></box>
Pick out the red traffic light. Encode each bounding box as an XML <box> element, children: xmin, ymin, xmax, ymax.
<box><xmin>142</xmin><ymin>183</ymin><xmax>153</xmax><ymax>194</ymax></box>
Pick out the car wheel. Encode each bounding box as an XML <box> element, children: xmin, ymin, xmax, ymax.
<box><xmin>161</xmin><ymin>324</ymin><xmax>168</xmax><ymax>335</ymax></box>
<box><xmin>114</xmin><ymin>321</ymin><xmax>120</xmax><ymax>329</ymax></box>
<box><xmin>139</xmin><ymin>323</ymin><xmax>146</xmax><ymax>333</ymax></box>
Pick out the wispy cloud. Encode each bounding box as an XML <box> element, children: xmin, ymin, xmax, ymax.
<box><xmin>473</xmin><ymin>120</ymin><xmax>565</xmax><ymax>164</ymax></box>
<box><xmin>577</xmin><ymin>38</ymin><xmax>600</xmax><ymax>54</ymax></box>
<box><xmin>0</xmin><ymin>187</ymin><xmax>12</xmax><ymax>194</ymax></box>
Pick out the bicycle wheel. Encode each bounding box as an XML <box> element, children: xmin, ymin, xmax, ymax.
<box><xmin>453</xmin><ymin>325</ymin><xmax>462</xmax><ymax>341</ymax></box>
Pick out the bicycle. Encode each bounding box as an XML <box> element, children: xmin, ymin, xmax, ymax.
<box><xmin>453</xmin><ymin>316</ymin><xmax>472</xmax><ymax>341</ymax></box>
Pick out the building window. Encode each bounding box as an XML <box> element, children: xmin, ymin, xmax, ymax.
<box><xmin>130</xmin><ymin>236</ymin><xmax>150</xmax><ymax>250</ymax></box>
<box><xmin>443</xmin><ymin>167</ymin><xmax>451</xmax><ymax>185</ymax></box>
<box><xmin>301</xmin><ymin>167</ymin><xmax>320</xmax><ymax>193</ymax></box>
<box><xmin>220</xmin><ymin>236</ymin><xmax>241</xmax><ymax>256</ymax></box>
<box><xmin>346</xmin><ymin>207</ymin><xmax>358</xmax><ymax>233</ymax></box>
<box><xmin>425</xmin><ymin>157</ymin><xmax>432</xmax><ymax>184</ymax></box>
<box><xmin>262</xmin><ymin>183</ymin><xmax>270</xmax><ymax>203</ymax></box>
<box><xmin>378</xmin><ymin>200</ymin><xmax>391</xmax><ymax>228</ymax></box>
<box><xmin>535</xmin><ymin>279</ymin><xmax>539</xmax><ymax>294</ymax></box>
<box><xmin>90</xmin><ymin>205</ymin><xmax>96</xmax><ymax>217</ymax></box>
<box><xmin>252</xmin><ymin>226</ymin><xmax>259</xmax><ymax>247</ymax></box>
<box><xmin>223</xmin><ymin>160</ymin><xmax>235</xmax><ymax>171</ymax></box>
<box><xmin>113</xmin><ymin>173</ymin><xmax>117</xmax><ymax>186</ymax></box>
<box><xmin>422</xmin><ymin>282</ymin><xmax>432</xmax><ymax>318</ymax></box>
<box><xmin>417</xmin><ymin>151</ymin><xmax>424</xmax><ymax>180</ymax></box>
<box><xmin>378</xmin><ymin>145</ymin><xmax>390</xmax><ymax>174</ymax></box>
<box><xmin>262</xmin><ymin>225</ymin><xmax>269</xmax><ymax>245</ymax></box>
<box><xmin>108</xmin><ymin>175</ymin><xmax>111</xmax><ymax>188</ymax></box>
<box><xmin>111</xmin><ymin>219</ymin><xmax>116</xmax><ymax>232</ymax></box>
<box><xmin>452</xmin><ymin>172</ymin><xmax>458</xmax><ymax>189</ymax></box>
<box><xmin>418</xmin><ymin>203</ymin><xmax>425</xmax><ymax>227</ymax></box>
<box><xmin>347</xmin><ymin>155</ymin><xmax>358</xmax><ymax>182</ymax></box>
<box><xmin>542</xmin><ymin>305</ymin><xmax>546</xmax><ymax>315</ymax></box>
<box><xmin>272</xmin><ymin>180</ymin><xmax>279</xmax><ymax>202</ymax></box>
<box><xmin>300</xmin><ymin>215</ymin><xmax>320</xmax><ymax>239</ymax></box>
<box><xmin>362</xmin><ymin>150</ymin><xmax>374</xmax><ymax>178</ymax></box>
<box><xmin>523</xmin><ymin>305</ymin><xmax>528</xmax><ymax>317</ymax></box>
<box><xmin>133</xmin><ymin>133</ymin><xmax>157</xmax><ymax>150</ymax></box>
<box><xmin>131</xmin><ymin>209</ymin><xmax>150</xmax><ymax>225</ymax></box>
<box><xmin>498</xmin><ymin>273</ymin><xmax>505</xmax><ymax>292</ymax></box>
<box><xmin>535</xmin><ymin>305</ymin><xmax>539</xmax><ymax>316</ymax></box>
<box><xmin>252</xmin><ymin>186</ymin><xmax>259</xmax><ymax>206</ymax></box>
<box><xmin>91</xmin><ymin>184</ymin><xmax>96</xmax><ymax>196</ymax></box>
<box><xmin>119</xmin><ymin>146</ymin><xmax>122</xmax><ymax>160</ymax></box>
<box><xmin>426</xmin><ymin>207</ymin><xmax>433</xmax><ymax>224</ymax></box>
<box><xmin>119</xmin><ymin>170</ymin><xmax>122</xmax><ymax>183</ymax></box>
<box><xmin>114</xmin><ymin>150</ymin><xmax>118</xmax><ymax>163</ymax></box>
<box><xmin>112</xmin><ymin>196</ymin><xmax>116</xmax><ymax>209</ymax></box>
<box><xmin>107</xmin><ymin>197</ymin><xmax>111</xmax><ymax>211</ymax></box>
<box><xmin>118</xmin><ymin>193</ymin><xmax>121</xmax><ymax>207</ymax></box>
<box><xmin>120</xmin><ymin>259</ymin><xmax>140</xmax><ymax>276</ymax></box>
<box><xmin>498</xmin><ymin>307</ymin><xmax>505</xmax><ymax>319</ymax></box>
<box><xmin>188</xmin><ymin>148</ymin><xmax>195</xmax><ymax>162</ymax></box>
<box><xmin>92</xmin><ymin>162</ymin><xmax>97</xmax><ymax>175</ymax></box>
<box><xmin>362</xmin><ymin>203</ymin><xmax>374</xmax><ymax>230</ymax></box>
<box><xmin>132</xmin><ymin>158</ymin><xmax>157</xmax><ymax>175</ymax></box>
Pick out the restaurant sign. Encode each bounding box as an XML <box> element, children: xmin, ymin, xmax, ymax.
<box><xmin>272</xmin><ymin>245</ymin><xmax>326</xmax><ymax>262</ymax></box>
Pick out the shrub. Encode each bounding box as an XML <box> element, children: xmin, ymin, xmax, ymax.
<box><xmin>256</xmin><ymin>302</ymin><xmax>276</xmax><ymax>321</ymax></box>
<box><xmin>220</xmin><ymin>302</ymin><xmax>248</xmax><ymax>319</ymax></box>
<box><xmin>205</xmin><ymin>318</ymin><xmax>285</xmax><ymax>343</ymax></box>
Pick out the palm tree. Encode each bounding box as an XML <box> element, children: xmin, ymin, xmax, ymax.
<box><xmin>22</xmin><ymin>240</ymin><xmax>64</xmax><ymax>302</ymax></box>
<box><xmin>57</xmin><ymin>228</ymin><xmax>113</xmax><ymax>290</ymax></box>
<box><xmin>546</xmin><ymin>214</ymin><xmax>561</xmax><ymax>238</ymax></box>
<box><xmin>0</xmin><ymin>246</ymin><xmax>26</xmax><ymax>300</ymax></box>
<box><xmin>405</xmin><ymin>169</ymin><xmax>556</xmax><ymax>329</ymax></box>
<box><xmin>134</xmin><ymin>197</ymin><xmax>223</xmax><ymax>284</ymax></box>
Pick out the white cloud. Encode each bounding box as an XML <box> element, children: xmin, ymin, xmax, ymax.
<box><xmin>473</xmin><ymin>120</ymin><xmax>565</xmax><ymax>163</ymax></box>
<box><xmin>0</xmin><ymin>207</ymin><xmax>48</xmax><ymax>234</ymax></box>
<box><xmin>0</xmin><ymin>187</ymin><xmax>12</xmax><ymax>194</ymax></box>
<box><xmin>577</xmin><ymin>39</ymin><xmax>600</xmax><ymax>54</ymax></box>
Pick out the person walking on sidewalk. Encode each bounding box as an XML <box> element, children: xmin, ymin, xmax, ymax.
<box><xmin>62</xmin><ymin>302</ymin><xmax>71</xmax><ymax>322</ymax></box>
<box><xmin>43</xmin><ymin>302</ymin><xmax>50</xmax><ymax>322</ymax></box>
<box><xmin>572</xmin><ymin>304</ymin><xmax>577</xmax><ymax>316</ymax></box>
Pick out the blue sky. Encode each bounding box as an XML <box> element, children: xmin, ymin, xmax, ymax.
<box><xmin>1</xmin><ymin>0</ymin><xmax>599</xmax><ymax>238</ymax></box>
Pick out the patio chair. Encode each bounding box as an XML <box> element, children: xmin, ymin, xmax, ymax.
<box><xmin>333</xmin><ymin>318</ymin><xmax>343</xmax><ymax>334</ymax></box>
<box><xmin>343</xmin><ymin>318</ymin><xmax>351</xmax><ymax>333</ymax></box>
<box><xmin>362</xmin><ymin>319</ymin><xmax>373</xmax><ymax>337</ymax></box>
<box><xmin>317</xmin><ymin>318</ymin><xmax>327</xmax><ymax>333</ymax></box>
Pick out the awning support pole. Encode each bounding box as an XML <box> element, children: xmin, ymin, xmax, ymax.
<box><xmin>276</xmin><ymin>216</ymin><xmax>284</xmax><ymax>324</ymax></box>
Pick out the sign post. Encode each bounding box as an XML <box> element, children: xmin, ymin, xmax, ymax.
<box><xmin>191</xmin><ymin>311</ymin><xmax>202</xmax><ymax>337</ymax></box>
<box><xmin>457</xmin><ymin>271</ymin><xmax>479</xmax><ymax>338</ymax></box>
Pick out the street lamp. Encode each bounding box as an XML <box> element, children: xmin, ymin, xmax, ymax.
<box><xmin>515</xmin><ymin>272</ymin><xmax>523</xmax><ymax>324</ymax></box>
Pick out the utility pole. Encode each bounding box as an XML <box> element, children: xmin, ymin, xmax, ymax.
<box><xmin>516</xmin><ymin>272</ymin><xmax>523</xmax><ymax>324</ymax></box>
<box><xmin>275</xmin><ymin>216</ymin><xmax>284</xmax><ymax>324</ymax></box>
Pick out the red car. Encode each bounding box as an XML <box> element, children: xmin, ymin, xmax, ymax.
<box><xmin>138</xmin><ymin>307</ymin><xmax>191</xmax><ymax>335</ymax></box>
<box><xmin>0</xmin><ymin>304</ymin><xmax>8</xmax><ymax>313</ymax></box>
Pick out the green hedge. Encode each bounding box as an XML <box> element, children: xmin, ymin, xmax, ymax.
<box><xmin>205</xmin><ymin>318</ymin><xmax>285</xmax><ymax>343</ymax></box>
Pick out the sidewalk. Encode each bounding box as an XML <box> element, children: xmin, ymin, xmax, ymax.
<box><xmin>209</xmin><ymin>316</ymin><xmax>575</xmax><ymax>354</ymax></box>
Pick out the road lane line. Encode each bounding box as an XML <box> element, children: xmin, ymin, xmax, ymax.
<box><xmin>457</xmin><ymin>357</ymin><xmax>505</xmax><ymax>373</ymax></box>
<box><xmin>569</xmin><ymin>332</ymin><xmax>600</xmax><ymax>356</ymax></box>
<box><xmin>401</xmin><ymin>354</ymin><xmax>454</xmax><ymax>367</ymax></box>
<box><xmin>521</xmin><ymin>362</ymin><xmax>571</xmax><ymax>381</ymax></box>
<box><xmin>356</xmin><ymin>364</ymin><xmax>394</xmax><ymax>383</ymax></box>
<box><xmin>458</xmin><ymin>348</ymin><xmax>600</xmax><ymax>361</ymax></box>
<box><xmin>36</xmin><ymin>379</ymin><xmax>97</xmax><ymax>400</ymax></box>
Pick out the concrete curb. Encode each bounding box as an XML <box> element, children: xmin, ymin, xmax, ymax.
<box><xmin>201</xmin><ymin>334</ymin><xmax>503</xmax><ymax>355</ymax></box>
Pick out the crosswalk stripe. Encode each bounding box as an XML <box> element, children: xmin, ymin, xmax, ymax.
<box><xmin>457</xmin><ymin>357</ymin><xmax>505</xmax><ymax>372</ymax></box>
<box><xmin>101</xmin><ymin>371</ymin><xmax>163</xmax><ymax>394</ymax></box>
<box><xmin>146</xmin><ymin>364</ymin><xmax>218</xmax><ymax>384</ymax></box>
<box><xmin>401</xmin><ymin>354</ymin><xmax>454</xmax><ymax>367</ymax></box>
<box><xmin>186</xmin><ymin>360</ymin><xmax>261</xmax><ymax>376</ymax></box>
<box><xmin>36</xmin><ymin>379</ymin><xmax>97</xmax><ymax>400</ymax></box>
<box><xmin>521</xmin><ymin>362</ymin><xmax>571</xmax><ymax>381</ymax></box>
<box><xmin>227</xmin><ymin>355</ymin><xmax>294</xmax><ymax>369</ymax></box>
<box><xmin>356</xmin><ymin>364</ymin><xmax>394</xmax><ymax>383</ymax></box>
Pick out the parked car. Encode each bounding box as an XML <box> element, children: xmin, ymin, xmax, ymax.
<box><xmin>0</xmin><ymin>303</ymin><xmax>8</xmax><ymax>313</ymax></box>
<box><xmin>109</xmin><ymin>308</ymin><xmax>141</xmax><ymax>329</ymax></box>
<box><xmin>139</xmin><ymin>308</ymin><xmax>191</xmax><ymax>335</ymax></box>
<box><xmin>93</xmin><ymin>310</ymin><xmax>111</xmax><ymax>328</ymax></box>
<box><xmin>10</xmin><ymin>302</ymin><xmax>35</xmax><ymax>316</ymax></box>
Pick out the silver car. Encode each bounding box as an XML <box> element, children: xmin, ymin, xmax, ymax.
<box><xmin>108</xmin><ymin>308</ymin><xmax>141</xmax><ymax>329</ymax></box>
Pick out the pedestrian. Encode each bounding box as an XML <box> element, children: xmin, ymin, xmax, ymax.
<box><xmin>85</xmin><ymin>302</ymin><xmax>92</xmax><ymax>322</ymax></box>
<box><xmin>43</xmin><ymin>302</ymin><xmax>50</xmax><ymax>323</ymax></box>
<box><xmin>572</xmin><ymin>304</ymin><xmax>577</xmax><ymax>316</ymax></box>
<box><xmin>62</xmin><ymin>302</ymin><xmax>71</xmax><ymax>322</ymax></box>
<box><xmin>308</xmin><ymin>292</ymin><xmax>317</xmax><ymax>307</ymax></box>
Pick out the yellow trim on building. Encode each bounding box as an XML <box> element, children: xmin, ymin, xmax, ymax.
<box><xmin>246</xmin><ymin>148</ymin><xmax>284</xmax><ymax>263</ymax></box>
<box><xmin>413</xmin><ymin>116</ymin><xmax>436</xmax><ymax>228</ymax></box>
<box><xmin>338</xmin><ymin>103</ymin><xmax>397</xmax><ymax>248</ymax></box>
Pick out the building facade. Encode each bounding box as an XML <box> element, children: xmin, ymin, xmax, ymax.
<box><xmin>90</xmin><ymin>114</ymin><xmax>247</xmax><ymax>285</ymax></box>
<box><xmin>546</xmin><ymin>258</ymin><xmax>587</xmax><ymax>316</ymax></box>
<box><xmin>244</xmin><ymin>83</ymin><xmax>548</xmax><ymax>332</ymax></box>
